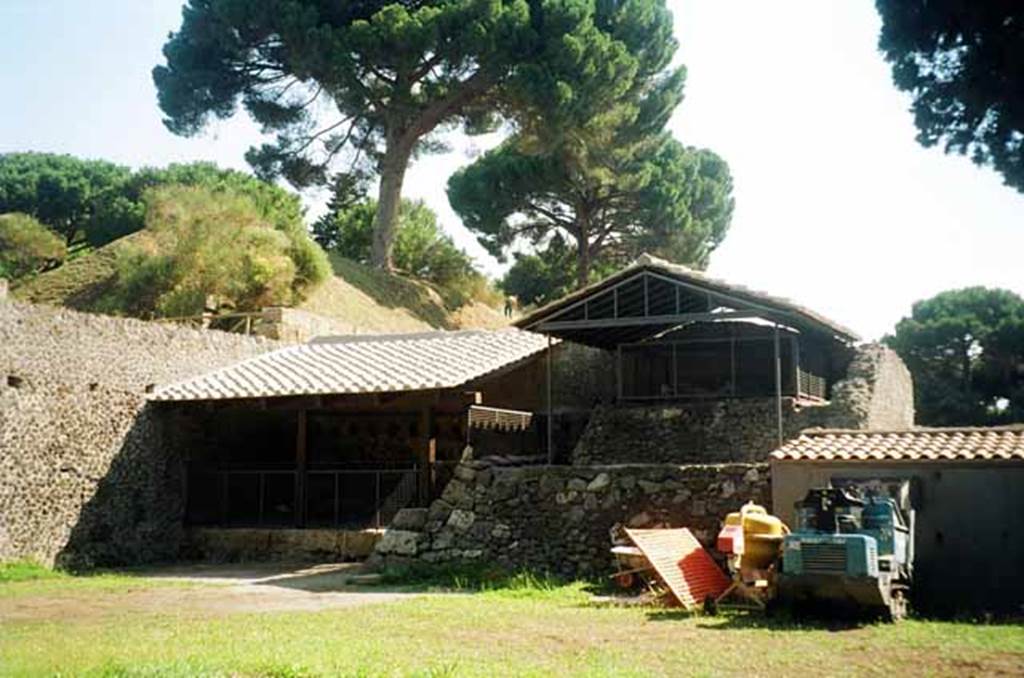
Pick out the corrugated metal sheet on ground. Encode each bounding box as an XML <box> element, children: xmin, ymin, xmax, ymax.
<box><xmin>624</xmin><ymin>527</ymin><xmax>729</xmax><ymax>610</ymax></box>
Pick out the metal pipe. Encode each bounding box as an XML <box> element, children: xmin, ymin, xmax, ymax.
<box><xmin>774</xmin><ymin>323</ymin><xmax>783</xmax><ymax>447</ymax></box>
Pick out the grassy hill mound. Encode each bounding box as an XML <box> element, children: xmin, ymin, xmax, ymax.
<box><xmin>12</xmin><ymin>239</ymin><xmax>506</xmax><ymax>333</ymax></box>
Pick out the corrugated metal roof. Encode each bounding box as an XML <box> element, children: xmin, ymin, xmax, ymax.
<box><xmin>771</xmin><ymin>427</ymin><xmax>1024</xmax><ymax>462</ymax></box>
<box><xmin>624</xmin><ymin>528</ymin><xmax>730</xmax><ymax>610</ymax></box>
<box><xmin>517</xmin><ymin>253</ymin><xmax>859</xmax><ymax>341</ymax></box>
<box><xmin>150</xmin><ymin>329</ymin><xmax>550</xmax><ymax>402</ymax></box>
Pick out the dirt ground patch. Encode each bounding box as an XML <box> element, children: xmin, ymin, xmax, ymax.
<box><xmin>0</xmin><ymin>562</ymin><xmax>422</xmax><ymax>623</ymax></box>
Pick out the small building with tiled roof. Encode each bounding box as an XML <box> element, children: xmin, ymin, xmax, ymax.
<box><xmin>770</xmin><ymin>426</ymin><xmax>1024</xmax><ymax>614</ymax></box>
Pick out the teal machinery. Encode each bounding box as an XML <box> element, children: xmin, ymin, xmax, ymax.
<box><xmin>778</xmin><ymin>486</ymin><xmax>914</xmax><ymax>619</ymax></box>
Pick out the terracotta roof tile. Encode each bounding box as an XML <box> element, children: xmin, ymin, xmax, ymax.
<box><xmin>150</xmin><ymin>329</ymin><xmax>550</xmax><ymax>402</ymax></box>
<box><xmin>771</xmin><ymin>427</ymin><xmax>1024</xmax><ymax>462</ymax></box>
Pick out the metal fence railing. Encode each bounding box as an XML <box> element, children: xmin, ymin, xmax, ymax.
<box><xmin>186</xmin><ymin>466</ymin><xmax>421</xmax><ymax>529</ymax></box>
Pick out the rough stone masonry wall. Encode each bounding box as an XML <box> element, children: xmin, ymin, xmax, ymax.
<box><xmin>0</xmin><ymin>300</ymin><xmax>276</xmax><ymax>567</ymax></box>
<box><xmin>572</xmin><ymin>343</ymin><xmax>914</xmax><ymax>465</ymax></box>
<box><xmin>373</xmin><ymin>460</ymin><xmax>769</xmax><ymax>577</ymax></box>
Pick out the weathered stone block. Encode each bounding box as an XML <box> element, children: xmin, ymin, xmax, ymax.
<box><xmin>376</xmin><ymin>529</ymin><xmax>422</xmax><ymax>556</ymax></box>
<box><xmin>454</xmin><ymin>465</ymin><xmax>477</xmax><ymax>482</ymax></box>
<box><xmin>391</xmin><ymin>508</ymin><xmax>429</xmax><ymax>531</ymax></box>
<box><xmin>567</xmin><ymin>478</ymin><xmax>587</xmax><ymax>492</ymax></box>
<box><xmin>447</xmin><ymin>509</ymin><xmax>476</xmax><ymax>531</ymax></box>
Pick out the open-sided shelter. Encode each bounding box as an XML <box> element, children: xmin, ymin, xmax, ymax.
<box><xmin>517</xmin><ymin>254</ymin><xmax>861</xmax><ymax>446</ymax></box>
<box><xmin>150</xmin><ymin>329</ymin><xmax>548</xmax><ymax>533</ymax></box>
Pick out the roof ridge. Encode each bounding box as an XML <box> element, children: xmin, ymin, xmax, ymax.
<box><xmin>309</xmin><ymin>328</ymin><xmax>500</xmax><ymax>345</ymax></box>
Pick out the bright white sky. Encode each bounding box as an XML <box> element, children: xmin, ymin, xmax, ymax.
<box><xmin>0</xmin><ymin>0</ymin><xmax>1021</xmax><ymax>339</ymax></box>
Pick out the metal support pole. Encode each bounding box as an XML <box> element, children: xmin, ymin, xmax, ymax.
<box><xmin>643</xmin><ymin>275</ymin><xmax>650</xmax><ymax>316</ymax></box>
<box><xmin>773</xmin><ymin>324</ymin><xmax>783</xmax><ymax>447</ymax></box>
<box><xmin>617</xmin><ymin>344</ymin><xmax>624</xmax><ymax>402</ymax></box>
<box><xmin>546</xmin><ymin>336</ymin><xmax>554</xmax><ymax>465</ymax></box>
<box><xmin>672</xmin><ymin>342</ymin><xmax>678</xmax><ymax>397</ymax></box>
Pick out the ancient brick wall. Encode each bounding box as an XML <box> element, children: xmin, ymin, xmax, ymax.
<box><xmin>0</xmin><ymin>300</ymin><xmax>276</xmax><ymax>567</ymax></box>
<box><xmin>373</xmin><ymin>459</ymin><xmax>770</xmax><ymax>577</ymax></box>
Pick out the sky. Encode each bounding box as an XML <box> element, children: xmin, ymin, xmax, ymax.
<box><xmin>0</xmin><ymin>0</ymin><xmax>1021</xmax><ymax>340</ymax></box>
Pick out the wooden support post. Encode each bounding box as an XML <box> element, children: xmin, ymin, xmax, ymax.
<box><xmin>546</xmin><ymin>336</ymin><xmax>554</xmax><ymax>465</ymax></box>
<box><xmin>418</xmin><ymin>407</ymin><xmax>436</xmax><ymax>504</ymax></box>
<box><xmin>295</xmin><ymin>409</ymin><xmax>307</xmax><ymax>527</ymax></box>
<box><xmin>792</xmin><ymin>336</ymin><xmax>802</xmax><ymax>398</ymax></box>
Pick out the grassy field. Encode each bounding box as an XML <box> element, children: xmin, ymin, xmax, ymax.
<box><xmin>1</xmin><ymin>566</ymin><xmax>1022</xmax><ymax>677</ymax></box>
<box><xmin>0</xmin><ymin>561</ymin><xmax>183</xmax><ymax>599</ymax></box>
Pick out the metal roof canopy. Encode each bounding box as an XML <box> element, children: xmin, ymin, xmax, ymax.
<box><xmin>516</xmin><ymin>254</ymin><xmax>859</xmax><ymax>350</ymax></box>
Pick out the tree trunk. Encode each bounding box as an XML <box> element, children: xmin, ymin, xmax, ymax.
<box><xmin>371</xmin><ymin>138</ymin><xmax>414</xmax><ymax>271</ymax></box>
<box><xmin>575</xmin><ymin>217</ymin><xmax>591</xmax><ymax>288</ymax></box>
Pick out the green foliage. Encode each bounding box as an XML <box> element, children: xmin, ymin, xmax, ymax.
<box><xmin>313</xmin><ymin>196</ymin><xmax>487</xmax><ymax>308</ymax></box>
<box><xmin>103</xmin><ymin>185</ymin><xmax>327</xmax><ymax>318</ymax></box>
<box><xmin>500</xmin><ymin>234</ymin><xmax>585</xmax><ymax>307</ymax></box>
<box><xmin>0</xmin><ymin>152</ymin><xmax>138</xmax><ymax>247</ymax></box>
<box><xmin>153</xmin><ymin>0</ymin><xmax>684</xmax><ymax>268</ymax></box>
<box><xmin>885</xmin><ymin>287</ymin><xmax>1024</xmax><ymax>425</ymax></box>
<box><xmin>448</xmin><ymin>1</ymin><xmax>732</xmax><ymax>288</ymax></box>
<box><xmin>0</xmin><ymin>154</ymin><xmax>330</xmax><ymax>281</ymax></box>
<box><xmin>876</xmin><ymin>2</ymin><xmax>1024</xmax><ymax>192</ymax></box>
<box><xmin>0</xmin><ymin>213</ymin><xmax>67</xmax><ymax>280</ymax></box>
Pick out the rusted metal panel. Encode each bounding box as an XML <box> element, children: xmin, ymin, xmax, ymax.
<box><xmin>624</xmin><ymin>527</ymin><xmax>730</xmax><ymax>610</ymax></box>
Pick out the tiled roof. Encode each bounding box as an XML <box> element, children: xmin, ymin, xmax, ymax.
<box><xmin>771</xmin><ymin>427</ymin><xmax>1024</xmax><ymax>462</ymax></box>
<box><xmin>517</xmin><ymin>253</ymin><xmax>859</xmax><ymax>341</ymax></box>
<box><xmin>150</xmin><ymin>329</ymin><xmax>549</xmax><ymax>402</ymax></box>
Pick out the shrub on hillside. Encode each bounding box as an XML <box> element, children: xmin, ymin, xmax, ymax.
<box><xmin>314</xmin><ymin>198</ymin><xmax>493</xmax><ymax>308</ymax></box>
<box><xmin>0</xmin><ymin>212</ymin><xmax>67</xmax><ymax>280</ymax></box>
<box><xmin>102</xmin><ymin>185</ymin><xmax>328</xmax><ymax>318</ymax></box>
<box><xmin>0</xmin><ymin>153</ymin><xmax>333</xmax><ymax>256</ymax></box>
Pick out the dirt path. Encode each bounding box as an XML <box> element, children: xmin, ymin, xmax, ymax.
<box><xmin>0</xmin><ymin>562</ymin><xmax>425</xmax><ymax>623</ymax></box>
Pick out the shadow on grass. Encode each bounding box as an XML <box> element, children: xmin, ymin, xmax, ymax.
<box><xmin>372</xmin><ymin>561</ymin><xmax>586</xmax><ymax>597</ymax></box>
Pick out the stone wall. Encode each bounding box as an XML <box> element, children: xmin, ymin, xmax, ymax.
<box><xmin>572</xmin><ymin>343</ymin><xmax>914</xmax><ymax>465</ymax></box>
<box><xmin>831</xmin><ymin>343</ymin><xmax>915</xmax><ymax>430</ymax></box>
<box><xmin>0</xmin><ymin>300</ymin><xmax>276</xmax><ymax>566</ymax></box>
<box><xmin>254</xmin><ymin>306</ymin><xmax>357</xmax><ymax>343</ymax></box>
<box><xmin>373</xmin><ymin>459</ymin><xmax>769</xmax><ymax>577</ymax></box>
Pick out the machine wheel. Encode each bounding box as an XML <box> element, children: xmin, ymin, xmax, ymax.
<box><xmin>703</xmin><ymin>594</ymin><xmax>719</xmax><ymax>616</ymax></box>
<box><xmin>614</xmin><ymin>572</ymin><xmax>636</xmax><ymax>589</ymax></box>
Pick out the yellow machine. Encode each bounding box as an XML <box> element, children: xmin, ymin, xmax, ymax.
<box><xmin>709</xmin><ymin>501</ymin><xmax>789</xmax><ymax>611</ymax></box>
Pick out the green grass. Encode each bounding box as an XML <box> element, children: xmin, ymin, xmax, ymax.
<box><xmin>11</xmin><ymin>238</ymin><xmax>123</xmax><ymax>309</ymax></box>
<box><xmin>0</xmin><ymin>561</ymin><xmax>177</xmax><ymax>599</ymax></box>
<box><xmin>0</xmin><ymin>560</ymin><xmax>64</xmax><ymax>584</ymax></box>
<box><xmin>2</xmin><ymin>570</ymin><xmax>1022</xmax><ymax>677</ymax></box>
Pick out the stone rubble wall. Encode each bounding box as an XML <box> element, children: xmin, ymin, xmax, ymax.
<box><xmin>254</xmin><ymin>306</ymin><xmax>358</xmax><ymax>343</ymax></box>
<box><xmin>372</xmin><ymin>459</ymin><xmax>770</xmax><ymax>578</ymax></box>
<box><xmin>572</xmin><ymin>343</ymin><xmax>914</xmax><ymax>465</ymax></box>
<box><xmin>0</xmin><ymin>300</ymin><xmax>276</xmax><ymax>566</ymax></box>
